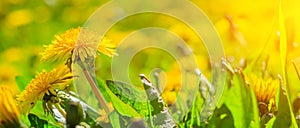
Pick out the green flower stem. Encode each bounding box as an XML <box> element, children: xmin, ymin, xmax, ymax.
<box><xmin>75</xmin><ymin>59</ymin><xmax>110</xmax><ymax>115</ymax></box>
<box><xmin>82</xmin><ymin>69</ymin><xmax>110</xmax><ymax>114</ymax></box>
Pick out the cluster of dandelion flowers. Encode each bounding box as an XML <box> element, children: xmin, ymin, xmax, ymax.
<box><xmin>247</xmin><ymin>74</ymin><xmax>279</xmax><ymax>116</ymax></box>
<box><xmin>40</xmin><ymin>27</ymin><xmax>117</xmax><ymax>63</ymax></box>
<box><xmin>16</xmin><ymin>66</ymin><xmax>73</xmax><ymax>115</ymax></box>
<box><xmin>0</xmin><ymin>86</ymin><xmax>21</xmax><ymax>127</ymax></box>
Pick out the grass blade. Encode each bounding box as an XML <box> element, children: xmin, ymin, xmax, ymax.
<box><xmin>225</xmin><ymin>70</ymin><xmax>253</xmax><ymax>128</ymax></box>
<box><xmin>278</xmin><ymin>0</ymin><xmax>298</xmax><ymax>127</ymax></box>
<box><xmin>273</xmin><ymin>75</ymin><xmax>294</xmax><ymax>127</ymax></box>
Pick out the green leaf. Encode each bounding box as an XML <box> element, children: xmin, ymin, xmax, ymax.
<box><xmin>225</xmin><ymin>72</ymin><xmax>252</xmax><ymax>128</ymax></box>
<box><xmin>249</xmin><ymin>83</ymin><xmax>260</xmax><ymax>128</ymax></box>
<box><xmin>105</xmin><ymin>76</ymin><xmax>176</xmax><ymax>127</ymax></box>
<box><xmin>105</xmin><ymin>80</ymin><xmax>144</xmax><ymax>117</ymax></box>
<box><xmin>207</xmin><ymin>104</ymin><xmax>234</xmax><ymax>128</ymax></box>
<box><xmin>108</xmin><ymin>110</ymin><xmax>121</xmax><ymax>128</ymax></box>
<box><xmin>265</xmin><ymin>116</ymin><xmax>276</xmax><ymax>128</ymax></box>
<box><xmin>273</xmin><ymin>77</ymin><xmax>297</xmax><ymax>128</ymax></box>
<box><xmin>28</xmin><ymin>113</ymin><xmax>48</xmax><ymax>128</ymax></box>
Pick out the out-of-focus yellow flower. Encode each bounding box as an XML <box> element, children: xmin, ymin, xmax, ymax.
<box><xmin>16</xmin><ymin>66</ymin><xmax>72</xmax><ymax>115</ymax></box>
<box><xmin>1</xmin><ymin>47</ymin><xmax>23</xmax><ymax>63</ymax></box>
<box><xmin>0</xmin><ymin>86</ymin><xmax>21</xmax><ymax>127</ymax></box>
<box><xmin>246</xmin><ymin>74</ymin><xmax>279</xmax><ymax>116</ymax></box>
<box><xmin>5</xmin><ymin>9</ymin><xmax>33</xmax><ymax>28</ymax></box>
<box><xmin>0</xmin><ymin>63</ymin><xmax>19</xmax><ymax>89</ymax></box>
<box><xmin>41</xmin><ymin>27</ymin><xmax>116</xmax><ymax>63</ymax></box>
<box><xmin>169</xmin><ymin>24</ymin><xmax>208</xmax><ymax>57</ymax></box>
<box><xmin>161</xmin><ymin>63</ymin><xmax>181</xmax><ymax>105</ymax></box>
<box><xmin>162</xmin><ymin>91</ymin><xmax>177</xmax><ymax>106</ymax></box>
<box><xmin>169</xmin><ymin>24</ymin><xmax>199</xmax><ymax>44</ymax></box>
<box><xmin>41</xmin><ymin>27</ymin><xmax>80</xmax><ymax>62</ymax></box>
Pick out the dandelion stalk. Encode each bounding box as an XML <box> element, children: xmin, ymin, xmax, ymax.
<box><xmin>77</xmin><ymin>61</ymin><xmax>110</xmax><ymax>114</ymax></box>
<box><xmin>83</xmin><ymin>69</ymin><xmax>110</xmax><ymax>114</ymax></box>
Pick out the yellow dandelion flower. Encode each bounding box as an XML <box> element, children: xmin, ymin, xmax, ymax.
<box><xmin>16</xmin><ymin>66</ymin><xmax>73</xmax><ymax>115</ymax></box>
<box><xmin>73</xmin><ymin>27</ymin><xmax>99</xmax><ymax>62</ymax></box>
<box><xmin>247</xmin><ymin>74</ymin><xmax>279</xmax><ymax>116</ymax></box>
<box><xmin>97</xmin><ymin>37</ymin><xmax>117</xmax><ymax>57</ymax></box>
<box><xmin>0</xmin><ymin>86</ymin><xmax>21</xmax><ymax>127</ymax></box>
<box><xmin>41</xmin><ymin>27</ymin><xmax>117</xmax><ymax>63</ymax></box>
<box><xmin>41</xmin><ymin>27</ymin><xmax>80</xmax><ymax>62</ymax></box>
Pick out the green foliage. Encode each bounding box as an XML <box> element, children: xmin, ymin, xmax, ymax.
<box><xmin>224</xmin><ymin>72</ymin><xmax>253</xmax><ymax>128</ymax></box>
<box><xmin>105</xmin><ymin>77</ymin><xmax>177</xmax><ymax>127</ymax></box>
<box><xmin>66</xmin><ymin>101</ymin><xmax>84</xmax><ymax>128</ymax></box>
<box><xmin>105</xmin><ymin>80</ymin><xmax>143</xmax><ymax>117</ymax></box>
<box><xmin>273</xmin><ymin>78</ymin><xmax>296</xmax><ymax>128</ymax></box>
<box><xmin>28</xmin><ymin>113</ymin><xmax>50</xmax><ymax>128</ymax></box>
<box><xmin>29</xmin><ymin>101</ymin><xmax>60</xmax><ymax>127</ymax></box>
<box><xmin>265</xmin><ymin>117</ymin><xmax>276</xmax><ymax>128</ymax></box>
<box><xmin>207</xmin><ymin>104</ymin><xmax>234</xmax><ymax>128</ymax></box>
<box><xmin>108</xmin><ymin>111</ymin><xmax>121</xmax><ymax>128</ymax></box>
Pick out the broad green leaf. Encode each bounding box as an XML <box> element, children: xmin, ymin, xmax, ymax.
<box><xmin>105</xmin><ymin>80</ymin><xmax>144</xmax><ymax>117</ymax></box>
<box><xmin>273</xmin><ymin>77</ymin><xmax>296</xmax><ymax>128</ymax></box>
<box><xmin>105</xmin><ymin>78</ymin><xmax>176</xmax><ymax>127</ymax></box>
<box><xmin>207</xmin><ymin>104</ymin><xmax>234</xmax><ymax>128</ymax></box>
<box><xmin>108</xmin><ymin>110</ymin><xmax>121</xmax><ymax>128</ymax></box>
<box><xmin>225</xmin><ymin>72</ymin><xmax>252</xmax><ymax>128</ymax></box>
<box><xmin>97</xmin><ymin>79</ymin><xmax>112</xmax><ymax>102</ymax></box>
<box><xmin>105</xmin><ymin>80</ymin><xmax>148</xmax><ymax>104</ymax></box>
<box><xmin>28</xmin><ymin>113</ymin><xmax>48</xmax><ymax>128</ymax></box>
<box><xmin>20</xmin><ymin>114</ymin><xmax>31</xmax><ymax>127</ymax></box>
<box><xmin>249</xmin><ymin>84</ymin><xmax>260</xmax><ymax>128</ymax></box>
<box><xmin>265</xmin><ymin>117</ymin><xmax>276</xmax><ymax>128</ymax></box>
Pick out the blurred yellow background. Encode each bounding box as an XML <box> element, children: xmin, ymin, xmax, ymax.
<box><xmin>1</xmin><ymin>0</ymin><xmax>300</xmax><ymax>101</ymax></box>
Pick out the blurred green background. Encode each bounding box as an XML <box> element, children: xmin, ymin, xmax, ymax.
<box><xmin>0</xmin><ymin>0</ymin><xmax>108</xmax><ymax>87</ymax></box>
